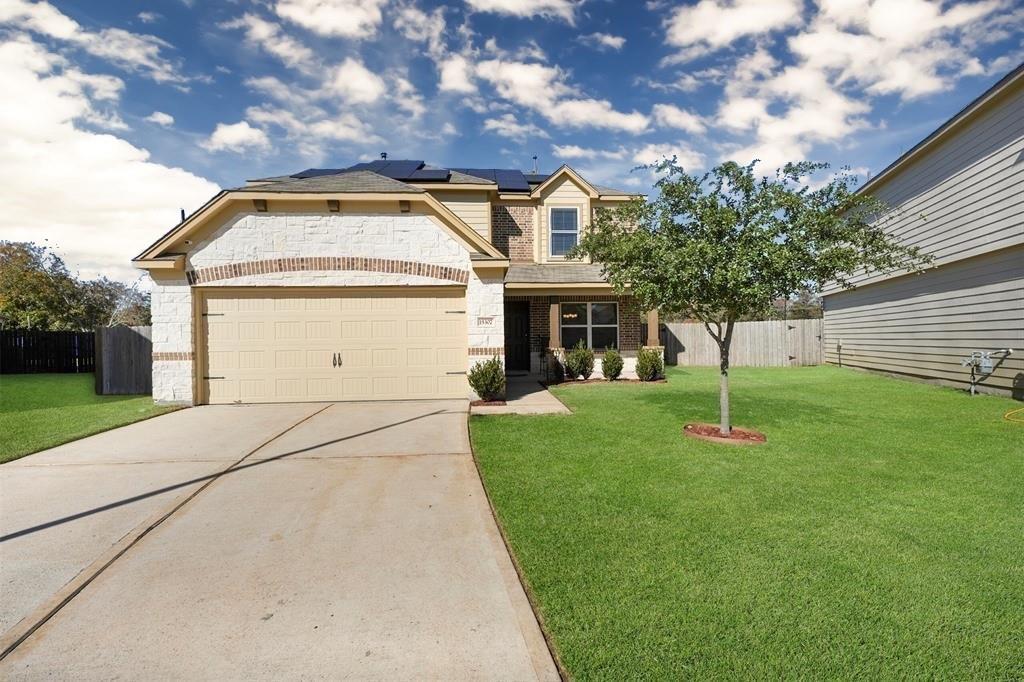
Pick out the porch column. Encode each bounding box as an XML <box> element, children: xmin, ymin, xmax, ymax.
<box><xmin>549</xmin><ymin>298</ymin><xmax>560</xmax><ymax>348</ymax></box>
<box><xmin>646</xmin><ymin>309</ymin><xmax>660</xmax><ymax>346</ymax></box>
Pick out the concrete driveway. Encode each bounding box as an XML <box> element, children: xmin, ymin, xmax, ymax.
<box><xmin>0</xmin><ymin>401</ymin><xmax>558</xmax><ymax>680</ymax></box>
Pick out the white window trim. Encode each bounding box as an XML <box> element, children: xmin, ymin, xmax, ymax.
<box><xmin>560</xmin><ymin>301</ymin><xmax>618</xmax><ymax>349</ymax></box>
<box><xmin>548</xmin><ymin>206</ymin><xmax>580</xmax><ymax>259</ymax></box>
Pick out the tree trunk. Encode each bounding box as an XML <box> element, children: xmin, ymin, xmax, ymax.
<box><xmin>718</xmin><ymin>321</ymin><xmax>735</xmax><ymax>436</ymax></box>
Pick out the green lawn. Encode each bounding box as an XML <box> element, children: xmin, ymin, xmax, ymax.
<box><xmin>471</xmin><ymin>366</ymin><xmax>1024</xmax><ymax>679</ymax></box>
<box><xmin>0</xmin><ymin>374</ymin><xmax>177</xmax><ymax>463</ymax></box>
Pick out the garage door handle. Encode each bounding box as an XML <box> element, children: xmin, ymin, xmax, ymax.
<box><xmin>332</xmin><ymin>353</ymin><xmax>338</xmax><ymax>368</ymax></box>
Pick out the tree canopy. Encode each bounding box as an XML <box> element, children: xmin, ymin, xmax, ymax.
<box><xmin>0</xmin><ymin>241</ymin><xmax>150</xmax><ymax>330</ymax></box>
<box><xmin>571</xmin><ymin>159</ymin><xmax>933</xmax><ymax>434</ymax></box>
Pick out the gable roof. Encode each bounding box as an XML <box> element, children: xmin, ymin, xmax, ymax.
<box><xmin>237</xmin><ymin>171</ymin><xmax>423</xmax><ymax>194</ymax></box>
<box><xmin>530</xmin><ymin>165</ymin><xmax>599</xmax><ymax>198</ymax></box>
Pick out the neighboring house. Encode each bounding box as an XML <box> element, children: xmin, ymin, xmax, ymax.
<box><xmin>822</xmin><ymin>63</ymin><xmax>1024</xmax><ymax>398</ymax></box>
<box><xmin>134</xmin><ymin>161</ymin><xmax>658</xmax><ymax>404</ymax></box>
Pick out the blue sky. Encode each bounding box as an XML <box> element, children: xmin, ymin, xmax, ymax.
<box><xmin>0</xmin><ymin>0</ymin><xmax>1021</xmax><ymax>281</ymax></box>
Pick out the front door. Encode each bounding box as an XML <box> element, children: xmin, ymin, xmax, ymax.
<box><xmin>504</xmin><ymin>302</ymin><xmax>530</xmax><ymax>372</ymax></box>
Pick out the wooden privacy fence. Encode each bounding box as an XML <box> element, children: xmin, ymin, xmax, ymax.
<box><xmin>664</xmin><ymin>319</ymin><xmax>823</xmax><ymax>367</ymax></box>
<box><xmin>0</xmin><ymin>329</ymin><xmax>95</xmax><ymax>374</ymax></box>
<box><xmin>95</xmin><ymin>326</ymin><xmax>152</xmax><ymax>395</ymax></box>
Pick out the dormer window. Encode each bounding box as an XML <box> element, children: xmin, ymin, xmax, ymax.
<box><xmin>549</xmin><ymin>207</ymin><xmax>579</xmax><ymax>257</ymax></box>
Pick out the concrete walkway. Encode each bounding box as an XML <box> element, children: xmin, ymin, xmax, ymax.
<box><xmin>0</xmin><ymin>401</ymin><xmax>558</xmax><ymax>680</ymax></box>
<box><xmin>471</xmin><ymin>377</ymin><xmax>571</xmax><ymax>415</ymax></box>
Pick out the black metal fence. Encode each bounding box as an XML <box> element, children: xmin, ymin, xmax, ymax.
<box><xmin>95</xmin><ymin>326</ymin><xmax>152</xmax><ymax>395</ymax></box>
<box><xmin>0</xmin><ymin>329</ymin><xmax>96</xmax><ymax>374</ymax></box>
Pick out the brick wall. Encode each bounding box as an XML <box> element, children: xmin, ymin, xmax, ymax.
<box><xmin>491</xmin><ymin>204</ymin><xmax>534</xmax><ymax>262</ymax></box>
<box><xmin>511</xmin><ymin>294</ymin><xmax>644</xmax><ymax>351</ymax></box>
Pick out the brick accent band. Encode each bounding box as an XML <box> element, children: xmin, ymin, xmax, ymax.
<box><xmin>153</xmin><ymin>352</ymin><xmax>193</xmax><ymax>361</ymax></box>
<box><xmin>469</xmin><ymin>347</ymin><xmax>505</xmax><ymax>356</ymax></box>
<box><xmin>186</xmin><ymin>257</ymin><xmax>470</xmax><ymax>285</ymax></box>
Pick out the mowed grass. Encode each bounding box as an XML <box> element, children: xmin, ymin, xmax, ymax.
<box><xmin>0</xmin><ymin>374</ymin><xmax>176</xmax><ymax>463</ymax></box>
<box><xmin>470</xmin><ymin>366</ymin><xmax>1024</xmax><ymax>679</ymax></box>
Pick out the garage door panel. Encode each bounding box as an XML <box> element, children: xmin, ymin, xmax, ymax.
<box><xmin>202</xmin><ymin>289</ymin><xmax>468</xmax><ymax>404</ymax></box>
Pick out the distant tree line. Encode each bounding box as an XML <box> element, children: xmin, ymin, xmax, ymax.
<box><xmin>0</xmin><ymin>241</ymin><xmax>150</xmax><ymax>331</ymax></box>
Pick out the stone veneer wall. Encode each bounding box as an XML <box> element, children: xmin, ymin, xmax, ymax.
<box><xmin>491</xmin><ymin>205</ymin><xmax>535</xmax><ymax>262</ymax></box>
<box><xmin>149</xmin><ymin>211</ymin><xmax>504</xmax><ymax>404</ymax></box>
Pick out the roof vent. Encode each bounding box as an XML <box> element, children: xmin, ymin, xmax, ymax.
<box><xmin>380</xmin><ymin>152</ymin><xmax>388</xmax><ymax>160</ymax></box>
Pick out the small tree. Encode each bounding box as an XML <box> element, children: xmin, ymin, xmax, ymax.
<box><xmin>572</xmin><ymin>160</ymin><xmax>932</xmax><ymax>435</ymax></box>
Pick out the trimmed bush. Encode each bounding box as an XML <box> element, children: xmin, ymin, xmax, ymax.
<box><xmin>468</xmin><ymin>356</ymin><xmax>506</xmax><ymax>400</ymax></box>
<box><xmin>565</xmin><ymin>340</ymin><xmax>595</xmax><ymax>380</ymax></box>
<box><xmin>602</xmin><ymin>347</ymin><xmax>624</xmax><ymax>380</ymax></box>
<box><xmin>636</xmin><ymin>347</ymin><xmax>664</xmax><ymax>381</ymax></box>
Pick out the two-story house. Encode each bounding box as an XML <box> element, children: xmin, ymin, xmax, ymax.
<box><xmin>133</xmin><ymin>160</ymin><xmax>659</xmax><ymax>404</ymax></box>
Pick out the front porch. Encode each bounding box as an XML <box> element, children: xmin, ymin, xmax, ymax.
<box><xmin>502</xmin><ymin>294</ymin><xmax>660</xmax><ymax>380</ymax></box>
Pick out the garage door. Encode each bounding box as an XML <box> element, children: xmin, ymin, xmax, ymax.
<box><xmin>199</xmin><ymin>288</ymin><xmax>468</xmax><ymax>404</ymax></box>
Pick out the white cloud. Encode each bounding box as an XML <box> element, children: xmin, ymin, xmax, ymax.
<box><xmin>652</xmin><ymin>103</ymin><xmax>706</xmax><ymax>133</ymax></box>
<box><xmin>438</xmin><ymin>55</ymin><xmax>478</xmax><ymax>93</ymax></box>
<box><xmin>145</xmin><ymin>111</ymin><xmax>174</xmax><ymax>127</ymax></box>
<box><xmin>220</xmin><ymin>14</ymin><xmax>315</xmax><ymax>71</ymax></box>
<box><xmin>482</xmin><ymin>113</ymin><xmax>549</xmax><ymax>141</ymax></box>
<box><xmin>664</xmin><ymin>0</ymin><xmax>803</xmax><ymax>56</ymax></box>
<box><xmin>580</xmin><ymin>32</ymin><xmax>625</xmax><ymax>51</ymax></box>
<box><xmin>549</xmin><ymin>99</ymin><xmax>649</xmax><ymax>133</ymax></box>
<box><xmin>247</xmin><ymin>105</ymin><xmax>379</xmax><ymax>150</ymax></box>
<box><xmin>464</xmin><ymin>0</ymin><xmax>577</xmax><ymax>23</ymax></box>
<box><xmin>390</xmin><ymin>72</ymin><xmax>425</xmax><ymax>117</ymax></box>
<box><xmin>393</xmin><ymin>4</ymin><xmax>447</xmax><ymax>59</ymax></box>
<box><xmin>632</xmin><ymin>143</ymin><xmax>706</xmax><ymax>170</ymax></box>
<box><xmin>474</xmin><ymin>58</ymin><xmax>649</xmax><ymax>133</ymax></box>
<box><xmin>550</xmin><ymin>144</ymin><xmax>626</xmax><ymax>160</ymax></box>
<box><xmin>0</xmin><ymin>0</ymin><xmax>187</xmax><ymax>83</ymax></box>
<box><xmin>201</xmin><ymin>121</ymin><xmax>272</xmax><ymax>153</ymax></box>
<box><xmin>137</xmin><ymin>11</ymin><xmax>161</xmax><ymax>24</ymax></box>
<box><xmin>0</xmin><ymin>36</ymin><xmax>217</xmax><ymax>281</ymax></box>
<box><xmin>274</xmin><ymin>0</ymin><xmax>388</xmax><ymax>38</ymax></box>
<box><xmin>327</xmin><ymin>57</ymin><xmax>386</xmax><ymax>104</ymax></box>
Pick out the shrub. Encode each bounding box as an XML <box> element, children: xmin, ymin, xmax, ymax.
<box><xmin>565</xmin><ymin>340</ymin><xmax>595</xmax><ymax>380</ymax></box>
<box><xmin>468</xmin><ymin>356</ymin><xmax>506</xmax><ymax>400</ymax></box>
<box><xmin>602</xmin><ymin>347</ymin><xmax>624</xmax><ymax>380</ymax></box>
<box><xmin>636</xmin><ymin>347</ymin><xmax>664</xmax><ymax>381</ymax></box>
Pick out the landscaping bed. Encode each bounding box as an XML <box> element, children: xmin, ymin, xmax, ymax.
<box><xmin>470</xmin><ymin>365</ymin><xmax>1024</xmax><ymax>678</ymax></box>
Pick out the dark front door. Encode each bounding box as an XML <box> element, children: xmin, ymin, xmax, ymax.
<box><xmin>504</xmin><ymin>302</ymin><xmax>530</xmax><ymax>371</ymax></box>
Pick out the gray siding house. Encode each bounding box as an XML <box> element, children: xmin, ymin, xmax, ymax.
<box><xmin>823</xmin><ymin>63</ymin><xmax>1024</xmax><ymax>398</ymax></box>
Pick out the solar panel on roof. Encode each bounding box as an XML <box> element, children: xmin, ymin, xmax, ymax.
<box><xmin>524</xmin><ymin>173</ymin><xmax>550</xmax><ymax>183</ymax></box>
<box><xmin>376</xmin><ymin>160</ymin><xmax>423</xmax><ymax>179</ymax></box>
<box><xmin>494</xmin><ymin>169</ymin><xmax>530</xmax><ymax>192</ymax></box>
<box><xmin>408</xmin><ymin>169</ymin><xmax>450</xmax><ymax>181</ymax></box>
<box><xmin>452</xmin><ymin>168</ymin><xmax>497</xmax><ymax>182</ymax></box>
<box><xmin>292</xmin><ymin>168</ymin><xmax>343</xmax><ymax>178</ymax></box>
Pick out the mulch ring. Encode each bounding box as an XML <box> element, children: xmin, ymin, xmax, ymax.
<box><xmin>470</xmin><ymin>399</ymin><xmax>507</xmax><ymax>406</ymax></box>
<box><xmin>683</xmin><ymin>423</ymin><xmax>767</xmax><ymax>445</ymax></box>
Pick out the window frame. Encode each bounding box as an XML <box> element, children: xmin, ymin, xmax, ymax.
<box><xmin>548</xmin><ymin>206</ymin><xmax>580</xmax><ymax>258</ymax></box>
<box><xmin>560</xmin><ymin>301</ymin><xmax>618</xmax><ymax>350</ymax></box>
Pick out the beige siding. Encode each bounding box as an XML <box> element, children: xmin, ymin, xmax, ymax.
<box><xmin>823</xmin><ymin>245</ymin><xmax>1023</xmax><ymax>397</ymax></box>
<box><xmin>830</xmin><ymin>82</ymin><xmax>1024</xmax><ymax>292</ymax></box>
<box><xmin>429</xmin><ymin>190</ymin><xmax>491</xmax><ymax>239</ymax></box>
<box><xmin>538</xmin><ymin>176</ymin><xmax>590</xmax><ymax>263</ymax></box>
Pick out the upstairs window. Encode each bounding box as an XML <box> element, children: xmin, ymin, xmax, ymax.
<box><xmin>549</xmin><ymin>207</ymin><xmax>579</xmax><ymax>257</ymax></box>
